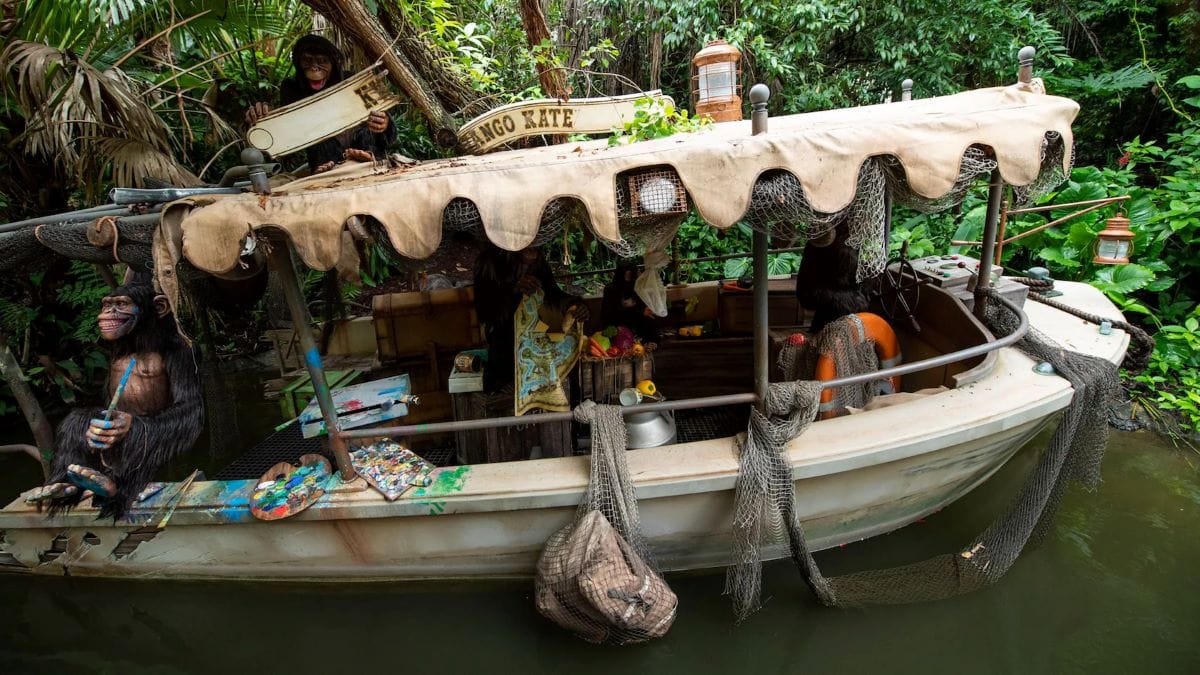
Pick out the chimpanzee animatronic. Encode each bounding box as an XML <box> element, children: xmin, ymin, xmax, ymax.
<box><xmin>245</xmin><ymin>34</ymin><xmax>396</xmax><ymax>173</ymax></box>
<box><xmin>795</xmin><ymin>224</ymin><xmax>870</xmax><ymax>334</ymax></box>
<box><xmin>26</xmin><ymin>277</ymin><xmax>203</xmax><ymax>519</ymax></box>
<box><xmin>601</xmin><ymin>262</ymin><xmax>659</xmax><ymax>342</ymax></box>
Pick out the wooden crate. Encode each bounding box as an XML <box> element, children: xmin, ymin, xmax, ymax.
<box><xmin>373</xmin><ymin>287</ymin><xmax>483</xmax><ymax>362</ymax></box>
<box><xmin>451</xmin><ymin>390</ymin><xmax>573</xmax><ymax>464</ymax></box>
<box><xmin>577</xmin><ymin>352</ymin><xmax>654</xmax><ymax>405</ymax></box>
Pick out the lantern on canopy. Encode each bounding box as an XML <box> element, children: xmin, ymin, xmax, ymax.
<box><xmin>1092</xmin><ymin>212</ymin><xmax>1135</xmax><ymax>265</ymax></box>
<box><xmin>691</xmin><ymin>40</ymin><xmax>742</xmax><ymax>123</ymax></box>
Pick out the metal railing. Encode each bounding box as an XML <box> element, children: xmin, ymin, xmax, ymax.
<box><xmin>337</xmin><ymin>293</ymin><xmax>1028</xmax><ymax>442</ymax></box>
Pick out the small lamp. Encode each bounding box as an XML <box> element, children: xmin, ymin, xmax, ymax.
<box><xmin>1092</xmin><ymin>212</ymin><xmax>1135</xmax><ymax>265</ymax></box>
<box><xmin>691</xmin><ymin>39</ymin><xmax>742</xmax><ymax>123</ymax></box>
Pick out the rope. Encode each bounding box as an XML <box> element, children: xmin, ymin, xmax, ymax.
<box><xmin>1009</xmin><ymin>277</ymin><xmax>1154</xmax><ymax>373</ymax></box>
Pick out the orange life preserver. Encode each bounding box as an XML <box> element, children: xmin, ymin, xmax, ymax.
<box><xmin>815</xmin><ymin>312</ymin><xmax>902</xmax><ymax>419</ymax></box>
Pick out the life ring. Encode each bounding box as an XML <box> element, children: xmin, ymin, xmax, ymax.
<box><xmin>815</xmin><ymin>312</ymin><xmax>902</xmax><ymax>419</ymax></box>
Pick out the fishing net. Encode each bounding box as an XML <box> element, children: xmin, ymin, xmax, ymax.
<box><xmin>0</xmin><ymin>229</ymin><xmax>54</xmax><ymax>274</ymax></box>
<box><xmin>32</xmin><ymin>219</ymin><xmax>156</xmax><ymax>274</ymax></box>
<box><xmin>1011</xmin><ymin>132</ymin><xmax>1072</xmax><ymax>207</ymax></box>
<box><xmin>778</xmin><ymin>316</ymin><xmax>880</xmax><ymax>415</ymax></box>
<box><xmin>726</xmin><ymin>380</ymin><xmax>831</xmax><ymax>621</ymax></box>
<box><xmin>726</xmin><ymin>290</ymin><xmax>1122</xmax><ymax>616</ymax></box>
<box><xmin>535</xmin><ymin>400</ymin><xmax>678</xmax><ymax>644</ymax></box>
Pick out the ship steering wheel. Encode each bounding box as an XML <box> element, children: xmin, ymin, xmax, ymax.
<box><xmin>878</xmin><ymin>240</ymin><xmax>922</xmax><ymax>333</ymax></box>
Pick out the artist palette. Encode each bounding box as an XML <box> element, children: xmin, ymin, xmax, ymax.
<box><xmin>350</xmin><ymin>442</ymin><xmax>433</xmax><ymax>501</ymax></box>
<box><xmin>250</xmin><ymin>455</ymin><xmax>332</xmax><ymax>521</ymax></box>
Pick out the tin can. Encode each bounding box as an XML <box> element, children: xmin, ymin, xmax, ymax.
<box><xmin>454</xmin><ymin>352</ymin><xmax>481</xmax><ymax>373</ymax></box>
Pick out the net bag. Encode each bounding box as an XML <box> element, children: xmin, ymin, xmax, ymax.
<box><xmin>534</xmin><ymin>400</ymin><xmax>678</xmax><ymax>644</ymax></box>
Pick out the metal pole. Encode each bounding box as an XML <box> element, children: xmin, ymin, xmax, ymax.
<box><xmin>1017</xmin><ymin>46</ymin><xmax>1035</xmax><ymax>85</ymax></box>
<box><xmin>994</xmin><ymin>192</ymin><xmax>1009</xmax><ymax>266</ymax></box>
<box><xmin>974</xmin><ymin>168</ymin><xmax>1004</xmax><ymax>320</ymax></box>
<box><xmin>265</xmin><ymin>241</ymin><xmax>355</xmax><ymax>481</ymax></box>
<box><xmin>341</xmin><ymin>393</ymin><xmax>759</xmax><ymax>440</ymax></box>
<box><xmin>750</xmin><ymin>83</ymin><xmax>771</xmax><ymax>408</ymax></box>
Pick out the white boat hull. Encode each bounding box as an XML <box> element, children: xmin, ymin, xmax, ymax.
<box><xmin>0</xmin><ymin>282</ymin><xmax>1128</xmax><ymax>581</ymax></box>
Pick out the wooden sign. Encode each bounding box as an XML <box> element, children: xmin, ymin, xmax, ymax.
<box><xmin>457</xmin><ymin>91</ymin><xmax>674</xmax><ymax>154</ymax></box>
<box><xmin>246</xmin><ymin>66</ymin><xmax>401</xmax><ymax>157</ymax></box>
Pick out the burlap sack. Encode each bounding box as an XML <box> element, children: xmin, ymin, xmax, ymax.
<box><xmin>535</xmin><ymin>510</ymin><xmax>677</xmax><ymax>644</ymax></box>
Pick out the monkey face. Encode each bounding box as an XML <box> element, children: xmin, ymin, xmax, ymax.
<box><xmin>298</xmin><ymin>52</ymin><xmax>332</xmax><ymax>89</ymax></box>
<box><xmin>98</xmin><ymin>295</ymin><xmax>139</xmax><ymax>341</ymax></box>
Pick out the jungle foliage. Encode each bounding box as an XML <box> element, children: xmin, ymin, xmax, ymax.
<box><xmin>1</xmin><ymin>0</ymin><xmax>1199</xmax><ymax>433</ymax></box>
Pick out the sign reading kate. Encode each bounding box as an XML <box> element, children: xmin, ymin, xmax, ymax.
<box><xmin>458</xmin><ymin>91</ymin><xmax>674</xmax><ymax>154</ymax></box>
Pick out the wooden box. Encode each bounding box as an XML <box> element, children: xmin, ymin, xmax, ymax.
<box><xmin>577</xmin><ymin>352</ymin><xmax>654</xmax><ymax>405</ymax></box>
<box><xmin>718</xmin><ymin>278</ymin><xmax>802</xmax><ymax>335</ymax></box>
<box><xmin>451</xmin><ymin>390</ymin><xmax>574</xmax><ymax>464</ymax></box>
<box><xmin>373</xmin><ymin>287</ymin><xmax>483</xmax><ymax>362</ymax></box>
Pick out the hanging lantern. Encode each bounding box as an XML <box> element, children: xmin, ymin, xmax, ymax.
<box><xmin>1092</xmin><ymin>212</ymin><xmax>1135</xmax><ymax>265</ymax></box>
<box><xmin>691</xmin><ymin>39</ymin><xmax>742</xmax><ymax>123</ymax></box>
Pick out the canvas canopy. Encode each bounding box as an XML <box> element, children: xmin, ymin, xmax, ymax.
<box><xmin>162</xmin><ymin>81</ymin><xmax>1076</xmax><ymax>278</ymax></box>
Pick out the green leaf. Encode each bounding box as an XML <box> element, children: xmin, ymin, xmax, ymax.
<box><xmin>1146</xmin><ymin>276</ymin><xmax>1176</xmax><ymax>292</ymax></box>
<box><xmin>1091</xmin><ymin>263</ymin><xmax>1155</xmax><ymax>294</ymax></box>
<box><xmin>1177</xmin><ymin>75</ymin><xmax>1200</xmax><ymax>89</ymax></box>
<box><xmin>1039</xmin><ymin>246</ymin><xmax>1081</xmax><ymax>268</ymax></box>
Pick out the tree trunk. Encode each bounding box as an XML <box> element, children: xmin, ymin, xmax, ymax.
<box><xmin>0</xmin><ymin>331</ymin><xmax>52</xmax><ymax>480</ymax></box>
<box><xmin>376</xmin><ymin>5</ymin><xmax>488</xmax><ymax>119</ymax></box>
<box><xmin>301</xmin><ymin>0</ymin><xmax>461</xmax><ymax>147</ymax></box>
<box><xmin>518</xmin><ymin>0</ymin><xmax>569</xmax><ymax>99</ymax></box>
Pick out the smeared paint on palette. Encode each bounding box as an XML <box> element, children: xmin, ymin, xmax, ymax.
<box><xmin>250</xmin><ymin>455</ymin><xmax>332</xmax><ymax>521</ymax></box>
<box><xmin>351</xmin><ymin>441</ymin><xmax>433</xmax><ymax>501</ymax></box>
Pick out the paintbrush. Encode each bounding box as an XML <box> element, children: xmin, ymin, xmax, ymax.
<box><xmin>84</xmin><ymin>357</ymin><xmax>136</xmax><ymax>452</ymax></box>
<box><xmin>104</xmin><ymin>357</ymin><xmax>137</xmax><ymax>423</ymax></box>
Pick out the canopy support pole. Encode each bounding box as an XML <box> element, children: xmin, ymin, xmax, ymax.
<box><xmin>750</xmin><ymin>84</ymin><xmax>771</xmax><ymax>408</ymax></box>
<box><xmin>974</xmin><ymin>168</ymin><xmax>1004</xmax><ymax>321</ymax></box>
<box><xmin>265</xmin><ymin>241</ymin><xmax>356</xmax><ymax>481</ymax></box>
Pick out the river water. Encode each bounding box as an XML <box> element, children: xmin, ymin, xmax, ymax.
<box><xmin>1</xmin><ymin>423</ymin><xmax>1197</xmax><ymax>673</ymax></box>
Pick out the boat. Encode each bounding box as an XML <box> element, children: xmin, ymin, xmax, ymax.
<box><xmin>0</xmin><ymin>48</ymin><xmax>1134</xmax><ymax>582</ymax></box>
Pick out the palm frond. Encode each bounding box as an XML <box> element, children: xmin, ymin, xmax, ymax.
<box><xmin>91</xmin><ymin>137</ymin><xmax>201</xmax><ymax>188</ymax></box>
<box><xmin>1057</xmin><ymin>64</ymin><xmax>1156</xmax><ymax>94</ymax></box>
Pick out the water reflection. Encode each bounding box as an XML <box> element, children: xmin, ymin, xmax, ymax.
<box><xmin>1</xmin><ymin>431</ymin><xmax>1198</xmax><ymax>673</ymax></box>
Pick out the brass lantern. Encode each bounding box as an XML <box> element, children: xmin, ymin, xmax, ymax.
<box><xmin>691</xmin><ymin>39</ymin><xmax>742</xmax><ymax>123</ymax></box>
<box><xmin>1093</xmin><ymin>212</ymin><xmax>1135</xmax><ymax>265</ymax></box>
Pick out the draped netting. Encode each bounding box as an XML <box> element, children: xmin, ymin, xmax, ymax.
<box><xmin>534</xmin><ymin>401</ymin><xmax>678</xmax><ymax>644</ymax></box>
<box><xmin>725</xmin><ymin>380</ymin><xmax>832</xmax><ymax>620</ymax></box>
<box><xmin>726</xmin><ymin>290</ymin><xmax>1122</xmax><ymax>619</ymax></box>
<box><xmin>778</xmin><ymin>315</ymin><xmax>882</xmax><ymax>415</ymax></box>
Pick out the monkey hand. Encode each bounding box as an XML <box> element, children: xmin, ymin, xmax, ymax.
<box><xmin>87</xmin><ymin>411</ymin><xmax>131</xmax><ymax>450</ymax></box>
<box><xmin>516</xmin><ymin>274</ymin><xmax>542</xmax><ymax>295</ymax></box>
<box><xmin>314</xmin><ymin>161</ymin><xmax>337</xmax><ymax>174</ymax></box>
<box><xmin>343</xmin><ymin>148</ymin><xmax>375</xmax><ymax>163</ymax></box>
<box><xmin>25</xmin><ymin>482</ymin><xmax>78</xmax><ymax>503</ymax></box>
<box><xmin>245</xmin><ymin>102</ymin><xmax>271</xmax><ymax>125</ymax></box>
<box><xmin>367</xmin><ymin>111</ymin><xmax>389</xmax><ymax>133</ymax></box>
<box><xmin>566</xmin><ymin>302</ymin><xmax>589</xmax><ymax>325</ymax></box>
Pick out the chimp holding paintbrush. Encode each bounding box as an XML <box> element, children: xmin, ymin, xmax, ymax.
<box><xmin>26</xmin><ymin>275</ymin><xmax>203</xmax><ymax>519</ymax></box>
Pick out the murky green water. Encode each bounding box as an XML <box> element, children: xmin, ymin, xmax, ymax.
<box><xmin>1</xmin><ymin>426</ymin><xmax>1198</xmax><ymax>673</ymax></box>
